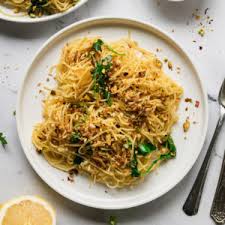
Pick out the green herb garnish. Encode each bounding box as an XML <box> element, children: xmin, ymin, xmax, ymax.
<box><xmin>28</xmin><ymin>0</ymin><xmax>49</xmax><ymax>18</ymax></box>
<box><xmin>109</xmin><ymin>216</ymin><xmax>117</xmax><ymax>225</ymax></box>
<box><xmin>91</xmin><ymin>55</ymin><xmax>112</xmax><ymax>105</ymax></box>
<box><xmin>74</xmin><ymin>155</ymin><xmax>84</xmax><ymax>165</ymax></box>
<box><xmin>138</xmin><ymin>142</ymin><xmax>156</xmax><ymax>156</ymax></box>
<box><xmin>92</xmin><ymin>39</ymin><xmax>104</xmax><ymax>52</ymax></box>
<box><xmin>163</xmin><ymin>135</ymin><xmax>176</xmax><ymax>153</ymax></box>
<box><xmin>86</xmin><ymin>143</ymin><xmax>93</xmax><ymax>156</ymax></box>
<box><xmin>142</xmin><ymin>136</ymin><xmax>176</xmax><ymax>176</ymax></box>
<box><xmin>106</xmin><ymin>45</ymin><xmax>125</xmax><ymax>56</ymax></box>
<box><xmin>0</xmin><ymin>132</ymin><xmax>7</xmax><ymax>148</ymax></box>
<box><xmin>92</xmin><ymin>39</ymin><xmax>125</xmax><ymax>56</ymax></box>
<box><xmin>70</xmin><ymin>132</ymin><xmax>80</xmax><ymax>144</ymax></box>
<box><xmin>130</xmin><ymin>151</ymin><xmax>140</xmax><ymax>177</ymax></box>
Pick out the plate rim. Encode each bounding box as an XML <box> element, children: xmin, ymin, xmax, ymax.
<box><xmin>16</xmin><ymin>17</ymin><xmax>209</xmax><ymax>209</ymax></box>
<box><xmin>0</xmin><ymin>0</ymin><xmax>88</xmax><ymax>23</ymax></box>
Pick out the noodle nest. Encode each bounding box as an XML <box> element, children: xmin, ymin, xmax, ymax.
<box><xmin>32</xmin><ymin>37</ymin><xmax>183</xmax><ymax>188</ymax></box>
<box><xmin>0</xmin><ymin>0</ymin><xmax>79</xmax><ymax>17</ymax></box>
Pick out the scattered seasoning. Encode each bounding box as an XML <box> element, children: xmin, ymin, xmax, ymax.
<box><xmin>164</xmin><ymin>58</ymin><xmax>168</xmax><ymax>63</ymax></box>
<box><xmin>171</xmin><ymin>29</ymin><xmax>175</xmax><ymax>33</ymax></box>
<box><xmin>13</xmin><ymin>110</ymin><xmax>16</xmax><ymax>116</ymax></box>
<box><xmin>69</xmin><ymin>168</ymin><xmax>78</xmax><ymax>176</ymax></box>
<box><xmin>176</xmin><ymin>66</ymin><xmax>181</xmax><ymax>74</ymax></box>
<box><xmin>168</xmin><ymin>61</ymin><xmax>173</xmax><ymax>70</ymax></box>
<box><xmin>188</xmin><ymin>8</ymin><xmax>214</xmax><ymax>50</ymax></box>
<box><xmin>46</xmin><ymin>78</ymin><xmax>50</xmax><ymax>82</ymax></box>
<box><xmin>195</xmin><ymin>15</ymin><xmax>200</xmax><ymax>20</ymax></box>
<box><xmin>195</xmin><ymin>100</ymin><xmax>200</xmax><ymax>108</ymax></box>
<box><xmin>199</xmin><ymin>46</ymin><xmax>203</xmax><ymax>50</ymax></box>
<box><xmin>198</xmin><ymin>28</ymin><xmax>205</xmax><ymax>37</ymax></box>
<box><xmin>204</xmin><ymin>8</ymin><xmax>209</xmax><ymax>15</ymax></box>
<box><xmin>183</xmin><ymin>118</ymin><xmax>190</xmax><ymax>133</ymax></box>
<box><xmin>0</xmin><ymin>132</ymin><xmax>7</xmax><ymax>148</ymax></box>
<box><xmin>185</xmin><ymin>107</ymin><xmax>188</xmax><ymax>111</ymax></box>
<box><xmin>155</xmin><ymin>59</ymin><xmax>163</xmax><ymax>69</ymax></box>
<box><xmin>185</xmin><ymin>98</ymin><xmax>193</xmax><ymax>103</ymax></box>
<box><xmin>209</xmin><ymin>19</ymin><xmax>214</xmax><ymax>25</ymax></box>
<box><xmin>67</xmin><ymin>176</ymin><xmax>74</xmax><ymax>182</ymax></box>
<box><xmin>156</xmin><ymin>48</ymin><xmax>162</xmax><ymax>53</ymax></box>
<box><xmin>109</xmin><ymin>216</ymin><xmax>117</xmax><ymax>225</ymax></box>
<box><xmin>67</xmin><ymin>168</ymin><xmax>78</xmax><ymax>182</ymax></box>
<box><xmin>50</xmin><ymin>90</ymin><xmax>56</xmax><ymax>95</ymax></box>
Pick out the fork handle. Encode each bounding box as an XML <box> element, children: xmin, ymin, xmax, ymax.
<box><xmin>211</xmin><ymin>147</ymin><xmax>225</xmax><ymax>223</ymax></box>
<box><xmin>183</xmin><ymin>115</ymin><xmax>225</xmax><ymax>216</ymax></box>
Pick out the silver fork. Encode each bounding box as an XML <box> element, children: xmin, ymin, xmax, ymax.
<box><xmin>183</xmin><ymin>78</ymin><xmax>225</xmax><ymax>216</ymax></box>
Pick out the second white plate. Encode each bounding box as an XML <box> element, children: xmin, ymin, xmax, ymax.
<box><xmin>17</xmin><ymin>17</ymin><xmax>208</xmax><ymax>209</ymax></box>
<box><xmin>0</xmin><ymin>0</ymin><xmax>87</xmax><ymax>23</ymax></box>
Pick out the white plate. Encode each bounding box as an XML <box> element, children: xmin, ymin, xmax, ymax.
<box><xmin>17</xmin><ymin>17</ymin><xmax>208</xmax><ymax>209</ymax></box>
<box><xmin>0</xmin><ymin>0</ymin><xmax>87</xmax><ymax>23</ymax></box>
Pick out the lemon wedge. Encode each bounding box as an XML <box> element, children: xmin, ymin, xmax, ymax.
<box><xmin>0</xmin><ymin>195</ymin><xmax>56</xmax><ymax>225</ymax></box>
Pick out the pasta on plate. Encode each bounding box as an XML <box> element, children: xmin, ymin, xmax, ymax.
<box><xmin>32</xmin><ymin>37</ymin><xmax>183</xmax><ymax>188</ymax></box>
<box><xmin>0</xmin><ymin>0</ymin><xmax>79</xmax><ymax>17</ymax></box>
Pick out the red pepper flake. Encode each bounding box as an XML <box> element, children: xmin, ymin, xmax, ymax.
<box><xmin>195</xmin><ymin>100</ymin><xmax>200</xmax><ymax>108</ymax></box>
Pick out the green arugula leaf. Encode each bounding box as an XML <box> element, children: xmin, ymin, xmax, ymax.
<box><xmin>28</xmin><ymin>0</ymin><xmax>49</xmax><ymax>17</ymax></box>
<box><xmin>163</xmin><ymin>135</ymin><xmax>176</xmax><ymax>152</ymax></box>
<box><xmin>103</xmin><ymin>90</ymin><xmax>112</xmax><ymax>105</ymax></box>
<box><xmin>74</xmin><ymin>155</ymin><xmax>84</xmax><ymax>165</ymax></box>
<box><xmin>92</xmin><ymin>39</ymin><xmax>104</xmax><ymax>52</ymax></box>
<box><xmin>138</xmin><ymin>142</ymin><xmax>157</xmax><ymax>156</ymax></box>
<box><xmin>142</xmin><ymin>136</ymin><xmax>176</xmax><ymax>176</ymax></box>
<box><xmin>86</xmin><ymin>143</ymin><xmax>93</xmax><ymax>156</ymax></box>
<box><xmin>130</xmin><ymin>151</ymin><xmax>140</xmax><ymax>177</ymax></box>
<box><xmin>91</xmin><ymin>55</ymin><xmax>112</xmax><ymax>105</ymax></box>
<box><xmin>109</xmin><ymin>216</ymin><xmax>117</xmax><ymax>225</ymax></box>
<box><xmin>106</xmin><ymin>45</ymin><xmax>125</xmax><ymax>56</ymax></box>
<box><xmin>0</xmin><ymin>132</ymin><xmax>7</xmax><ymax>148</ymax></box>
<box><xmin>70</xmin><ymin>132</ymin><xmax>80</xmax><ymax>144</ymax></box>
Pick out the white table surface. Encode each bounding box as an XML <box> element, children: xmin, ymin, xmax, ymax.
<box><xmin>0</xmin><ymin>0</ymin><xmax>225</xmax><ymax>224</ymax></box>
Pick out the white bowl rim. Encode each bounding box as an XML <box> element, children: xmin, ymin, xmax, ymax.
<box><xmin>0</xmin><ymin>0</ymin><xmax>88</xmax><ymax>23</ymax></box>
<box><xmin>16</xmin><ymin>16</ymin><xmax>209</xmax><ymax>209</ymax></box>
